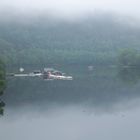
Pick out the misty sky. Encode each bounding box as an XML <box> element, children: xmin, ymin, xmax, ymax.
<box><xmin>0</xmin><ymin>0</ymin><xmax>140</xmax><ymax>18</ymax></box>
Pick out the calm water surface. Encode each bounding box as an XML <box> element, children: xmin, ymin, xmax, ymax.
<box><xmin>1</xmin><ymin>66</ymin><xmax>140</xmax><ymax>140</ymax></box>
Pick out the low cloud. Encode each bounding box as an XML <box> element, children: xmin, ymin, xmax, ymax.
<box><xmin>0</xmin><ymin>0</ymin><xmax>140</xmax><ymax>20</ymax></box>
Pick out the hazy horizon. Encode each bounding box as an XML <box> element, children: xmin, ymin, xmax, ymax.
<box><xmin>0</xmin><ymin>0</ymin><xmax>140</xmax><ymax>20</ymax></box>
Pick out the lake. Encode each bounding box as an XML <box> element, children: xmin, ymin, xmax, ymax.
<box><xmin>1</xmin><ymin>66</ymin><xmax>140</xmax><ymax>140</ymax></box>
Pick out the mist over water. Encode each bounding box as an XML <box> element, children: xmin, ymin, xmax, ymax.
<box><xmin>1</xmin><ymin>0</ymin><xmax>140</xmax><ymax>139</ymax></box>
<box><xmin>1</xmin><ymin>67</ymin><xmax>140</xmax><ymax>140</ymax></box>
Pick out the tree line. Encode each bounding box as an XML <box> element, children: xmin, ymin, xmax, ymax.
<box><xmin>118</xmin><ymin>48</ymin><xmax>140</xmax><ymax>67</ymax></box>
<box><xmin>0</xmin><ymin>15</ymin><xmax>140</xmax><ymax>66</ymax></box>
<box><xmin>0</xmin><ymin>59</ymin><xmax>6</xmax><ymax>115</ymax></box>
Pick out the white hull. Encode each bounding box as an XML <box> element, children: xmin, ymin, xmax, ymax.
<box><xmin>14</xmin><ymin>73</ymin><xmax>43</xmax><ymax>77</ymax></box>
<box><xmin>48</xmin><ymin>74</ymin><xmax>73</xmax><ymax>80</ymax></box>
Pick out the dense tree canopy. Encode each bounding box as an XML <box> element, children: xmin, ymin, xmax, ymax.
<box><xmin>0</xmin><ymin>59</ymin><xmax>5</xmax><ymax>94</ymax></box>
<box><xmin>118</xmin><ymin>48</ymin><xmax>140</xmax><ymax>67</ymax></box>
<box><xmin>0</xmin><ymin>59</ymin><xmax>5</xmax><ymax>115</ymax></box>
<box><xmin>0</xmin><ymin>15</ymin><xmax>140</xmax><ymax>66</ymax></box>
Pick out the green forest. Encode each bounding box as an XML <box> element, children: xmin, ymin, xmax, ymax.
<box><xmin>0</xmin><ymin>59</ymin><xmax>5</xmax><ymax>93</ymax></box>
<box><xmin>0</xmin><ymin>59</ymin><xmax>5</xmax><ymax>115</ymax></box>
<box><xmin>0</xmin><ymin>15</ymin><xmax>140</xmax><ymax>66</ymax></box>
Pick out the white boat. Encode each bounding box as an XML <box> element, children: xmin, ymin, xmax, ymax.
<box><xmin>11</xmin><ymin>68</ymin><xmax>73</xmax><ymax>80</ymax></box>
<box><xmin>48</xmin><ymin>74</ymin><xmax>73</xmax><ymax>80</ymax></box>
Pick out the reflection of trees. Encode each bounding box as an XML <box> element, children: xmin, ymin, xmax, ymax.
<box><xmin>0</xmin><ymin>90</ymin><xmax>5</xmax><ymax>116</ymax></box>
<box><xmin>0</xmin><ymin>100</ymin><xmax>5</xmax><ymax>115</ymax></box>
<box><xmin>0</xmin><ymin>88</ymin><xmax>5</xmax><ymax>116</ymax></box>
<box><xmin>118</xmin><ymin>68</ymin><xmax>140</xmax><ymax>85</ymax></box>
<box><xmin>0</xmin><ymin>91</ymin><xmax>4</xmax><ymax>96</ymax></box>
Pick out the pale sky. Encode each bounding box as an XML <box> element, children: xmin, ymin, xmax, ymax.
<box><xmin>0</xmin><ymin>0</ymin><xmax>140</xmax><ymax>18</ymax></box>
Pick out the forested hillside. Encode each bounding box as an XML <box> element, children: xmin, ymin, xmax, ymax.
<box><xmin>0</xmin><ymin>59</ymin><xmax>5</xmax><ymax>115</ymax></box>
<box><xmin>0</xmin><ymin>59</ymin><xmax>5</xmax><ymax>93</ymax></box>
<box><xmin>0</xmin><ymin>15</ymin><xmax>140</xmax><ymax>66</ymax></box>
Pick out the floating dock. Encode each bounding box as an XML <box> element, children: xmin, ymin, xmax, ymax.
<box><xmin>7</xmin><ymin>68</ymin><xmax>73</xmax><ymax>80</ymax></box>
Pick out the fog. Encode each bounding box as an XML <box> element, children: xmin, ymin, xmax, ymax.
<box><xmin>1</xmin><ymin>0</ymin><xmax>140</xmax><ymax>19</ymax></box>
<box><xmin>1</xmin><ymin>106</ymin><xmax>140</xmax><ymax>140</ymax></box>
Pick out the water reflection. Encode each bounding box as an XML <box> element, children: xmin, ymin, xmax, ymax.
<box><xmin>0</xmin><ymin>86</ymin><xmax>5</xmax><ymax>116</ymax></box>
<box><xmin>1</xmin><ymin>67</ymin><xmax>140</xmax><ymax>140</ymax></box>
<box><xmin>0</xmin><ymin>100</ymin><xmax>5</xmax><ymax>115</ymax></box>
<box><xmin>3</xmin><ymin>67</ymin><xmax>140</xmax><ymax>114</ymax></box>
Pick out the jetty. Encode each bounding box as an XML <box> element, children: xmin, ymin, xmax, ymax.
<box><xmin>8</xmin><ymin>68</ymin><xmax>73</xmax><ymax>80</ymax></box>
